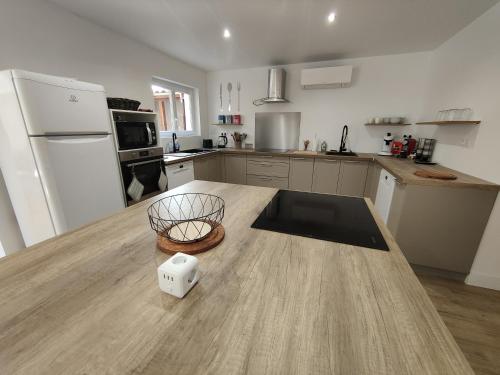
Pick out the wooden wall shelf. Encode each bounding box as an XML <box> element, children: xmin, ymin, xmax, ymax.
<box><xmin>416</xmin><ymin>121</ymin><xmax>481</xmax><ymax>125</ymax></box>
<box><xmin>365</xmin><ymin>123</ymin><xmax>411</xmax><ymax>126</ymax></box>
<box><xmin>211</xmin><ymin>123</ymin><xmax>244</xmax><ymax>125</ymax></box>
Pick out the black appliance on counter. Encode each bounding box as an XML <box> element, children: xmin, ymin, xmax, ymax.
<box><xmin>203</xmin><ymin>139</ymin><xmax>213</xmax><ymax>148</ymax></box>
<box><xmin>251</xmin><ymin>190</ymin><xmax>389</xmax><ymax>251</ymax></box>
<box><xmin>415</xmin><ymin>138</ymin><xmax>437</xmax><ymax>164</ymax></box>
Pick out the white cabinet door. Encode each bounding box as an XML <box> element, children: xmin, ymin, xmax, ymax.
<box><xmin>30</xmin><ymin>134</ymin><xmax>125</xmax><ymax>234</ymax></box>
<box><xmin>375</xmin><ymin>169</ymin><xmax>396</xmax><ymax>224</ymax></box>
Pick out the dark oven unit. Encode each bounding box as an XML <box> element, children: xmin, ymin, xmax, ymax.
<box><xmin>119</xmin><ymin>147</ymin><xmax>165</xmax><ymax>206</ymax></box>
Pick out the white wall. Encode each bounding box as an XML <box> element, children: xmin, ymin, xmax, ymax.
<box><xmin>0</xmin><ymin>0</ymin><xmax>208</xmax><ymax>256</ymax></box>
<box><xmin>418</xmin><ymin>3</ymin><xmax>500</xmax><ymax>290</ymax></box>
<box><xmin>0</xmin><ymin>0</ymin><xmax>208</xmax><ymax>146</ymax></box>
<box><xmin>207</xmin><ymin>52</ymin><xmax>431</xmax><ymax>151</ymax></box>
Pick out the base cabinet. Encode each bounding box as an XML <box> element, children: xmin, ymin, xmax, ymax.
<box><xmin>224</xmin><ymin>155</ymin><xmax>246</xmax><ymax>184</ymax></box>
<box><xmin>289</xmin><ymin>158</ymin><xmax>314</xmax><ymax>192</ymax></box>
<box><xmin>337</xmin><ymin>161</ymin><xmax>369</xmax><ymax>197</ymax></box>
<box><xmin>312</xmin><ymin>159</ymin><xmax>341</xmax><ymax>194</ymax></box>
<box><xmin>193</xmin><ymin>154</ymin><xmax>220</xmax><ymax>182</ymax></box>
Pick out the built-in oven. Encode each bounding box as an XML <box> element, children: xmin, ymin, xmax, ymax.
<box><xmin>118</xmin><ymin>147</ymin><xmax>165</xmax><ymax>206</ymax></box>
<box><xmin>113</xmin><ymin>112</ymin><xmax>158</xmax><ymax>151</ymax></box>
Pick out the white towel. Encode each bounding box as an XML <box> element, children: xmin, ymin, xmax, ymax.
<box><xmin>158</xmin><ymin>170</ymin><xmax>168</xmax><ymax>192</ymax></box>
<box><xmin>127</xmin><ymin>175</ymin><xmax>144</xmax><ymax>202</ymax></box>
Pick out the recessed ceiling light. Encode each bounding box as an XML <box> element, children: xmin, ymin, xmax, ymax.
<box><xmin>223</xmin><ymin>28</ymin><xmax>231</xmax><ymax>39</ymax></box>
<box><xmin>327</xmin><ymin>12</ymin><xmax>336</xmax><ymax>23</ymax></box>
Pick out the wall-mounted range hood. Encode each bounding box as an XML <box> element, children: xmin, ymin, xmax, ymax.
<box><xmin>253</xmin><ymin>68</ymin><xmax>289</xmax><ymax>106</ymax></box>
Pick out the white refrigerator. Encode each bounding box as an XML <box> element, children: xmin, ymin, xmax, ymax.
<box><xmin>0</xmin><ymin>70</ymin><xmax>125</xmax><ymax>248</ymax></box>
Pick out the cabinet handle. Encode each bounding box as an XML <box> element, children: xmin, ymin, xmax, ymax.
<box><xmin>256</xmin><ymin>156</ymin><xmax>273</xmax><ymax>158</ymax></box>
<box><xmin>322</xmin><ymin>159</ymin><xmax>339</xmax><ymax>163</ymax></box>
<box><xmin>257</xmin><ymin>177</ymin><xmax>272</xmax><ymax>181</ymax></box>
<box><xmin>292</xmin><ymin>157</ymin><xmax>306</xmax><ymax>160</ymax></box>
<box><xmin>343</xmin><ymin>160</ymin><xmax>361</xmax><ymax>163</ymax></box>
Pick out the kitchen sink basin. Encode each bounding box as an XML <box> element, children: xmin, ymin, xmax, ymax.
<box><xmin>166</xmin><ymin>149</ymin><xmax>215</xmax><ymax>157</ymax></box>
<box><xmin>325</xmin><ymin>150</ymin><xmax>358</xmax><ymax>156</ymax></box>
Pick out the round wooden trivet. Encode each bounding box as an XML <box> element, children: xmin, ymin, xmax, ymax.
<box><xmin>156</xmin><ymin>224</ymin><xmax>225</xmax><ymax>255</ymax></box>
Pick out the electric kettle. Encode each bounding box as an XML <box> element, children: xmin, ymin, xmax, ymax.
<box><xmin>218</xmin><ymin>133</ymin><xmax>228</xmax><ymax>148</ymax></box>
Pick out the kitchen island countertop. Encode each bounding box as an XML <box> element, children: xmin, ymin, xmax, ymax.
<box><xmin>0</xmin><ymin>181</ymin><xmax>473</xmax><ymax>374</ymax></box>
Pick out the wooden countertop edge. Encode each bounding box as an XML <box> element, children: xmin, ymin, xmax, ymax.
<box><xmin>163</xmin><ymin>149</ymin><xmax>499</xmax><ymax>191</ymax></box>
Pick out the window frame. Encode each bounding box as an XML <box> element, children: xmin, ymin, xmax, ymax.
<box><xmin>152</xmin><ymin>77</ymin><xmax>199</xmax><ymax>137</ymax></box>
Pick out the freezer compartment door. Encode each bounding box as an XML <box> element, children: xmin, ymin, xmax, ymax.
<box><xmin>30</xmin><ymin>134</ymin><xmax>125</xmax><ymax>234</ymax></box>
<box><xmin>14</xmin><ymin>77</ymin><xmax>111</xmax><ymax>135</ymax></box>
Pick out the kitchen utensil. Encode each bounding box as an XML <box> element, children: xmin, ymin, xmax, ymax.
<box><xmin>414</xmin><ymin>170</ymin><xmax>457</xmax><ymax>180</ymax></box>
<box><xmin>233</xmin><ymin>114</ymin><xmax>241</xmax><ymax>124</ymax></box>
<box><xmin>202</xmin><ymin>139</ymin><xmax>213</xmax><ymax>148</ymax></box>
<box><xmin>374</xmin><ymin>117</ymin><xmax>383</xmax><ymax>124</ymax></box>
<box><xmin>231</xmin><ymin>132</ymin><xmax>247</xmax><ymax>148</ymax></box>
<box><xmin>219</xmin><ymin>83</ymin><xmax>223</xmax><ymax>112</ymax></box>
<box><xmin>157</xmin><ymin>252</ymin><xmax>200</xmax><ymax>298</ymax></box>
<box><xmin>390</xmin><ymin>117</ymin><xmax>402</xmax><ymax>124</ymax></box>
<box><xmin>227</xmin><ymin>82</ymin><xmax>232</xmax><ymax>112</ymax></box>
<box><xmin>237</xmin><ymin>81</ymin><xmax>241</xmax><ymax>112</ymax></box>
<box><xmin>218</xmin><ymin>114</ymin><xmax>225</xmax><ymax>124</ymax></box>
<box><xmin>127</xmin><ymin>173</ymin><xmax>144</xmax><ymax>202</ymax></box>
<box><xmin>158</xmin><ymin>170</ymin><xmax>168</xmax><ymax>192</ymax></box>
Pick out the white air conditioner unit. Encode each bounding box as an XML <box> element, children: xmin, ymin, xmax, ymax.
<box><xmin>301</xmin><ymin>65</ymin><xmax>353</xmax><ymax>89</ymax></box>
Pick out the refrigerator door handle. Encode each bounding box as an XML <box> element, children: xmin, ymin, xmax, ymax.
<box><xmin>146</xmin><ymin>125</ymin><xmax>153</xmax><ymax>145</ymax></box>
<box><xmin>42</xmin><ymin>131</ymin><xmax>110</xmax><ymax>137</ymax></box>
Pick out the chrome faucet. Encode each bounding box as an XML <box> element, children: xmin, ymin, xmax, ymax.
<box><xmin>339</xmin><ymin>125</ymin><xmax>348</xmax><ymax>153</ymax></box>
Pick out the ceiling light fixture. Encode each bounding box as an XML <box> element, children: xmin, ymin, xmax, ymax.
<box><xmin>327</xmin><ymin>12</ymin><xmax>336</xmax><ymax>23</ymax></box>
<box><xmin>223</xmin><ymin>28</ymin><xmax>231</xmax><ymax>39</ymax></box>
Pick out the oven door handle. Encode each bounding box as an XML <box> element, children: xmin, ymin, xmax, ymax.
<box><xmin>126</xmin><ymin>159</ymin><xmax>162</xmax><ymax>168</ymax></box>
<box><xmin>146</xmin><ymin>125</ymin><xmax>153</xmax><ymax>146</ymax></box>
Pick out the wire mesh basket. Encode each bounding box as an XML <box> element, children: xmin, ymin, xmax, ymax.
<box><xmin>147</xmin><ymin>193</ymin><xmax>225</xmax><ymax>243</ymax></box>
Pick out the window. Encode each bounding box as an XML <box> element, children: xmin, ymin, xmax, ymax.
<box><xmin>152</xmin><ymin>78</ymin><xmax>197</xmax><ymax>136</ymax></box>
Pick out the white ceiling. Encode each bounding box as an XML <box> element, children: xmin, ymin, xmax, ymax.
<box><xmin>48</xmin><ymin>0</ymin><xmax>499</xmax><ymax>71</ymax></box>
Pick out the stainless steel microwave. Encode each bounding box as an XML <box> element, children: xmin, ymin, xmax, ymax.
<box><xmin>114</xmin><ymin>120</ymin><xmax>157</xmax><ymax>150</ymax></box>
<box><xmin>113</xmin><ymin>113</ymin><xmax>158</xmax><ymax>151</ymax></box>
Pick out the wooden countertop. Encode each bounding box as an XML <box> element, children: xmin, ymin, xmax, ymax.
<box><xmin>374</xmin><ymin>156</ymin><xmax>499</xmax><ymax>191</ymax></box>
<box><xmin>0</xmin><ymin>181</ymin><xmax>473</xmax><ymax>374</ymax></box>
<box><xmin>164</xmin><ymin>148</ymin><xmax>499</xmax><ymax>190</ymax></box>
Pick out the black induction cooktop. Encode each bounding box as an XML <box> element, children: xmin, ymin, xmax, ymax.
<box><xmin>251</xmin><ymin>190</ymin><xmax>389</xmax><ymax>251</ymax></box>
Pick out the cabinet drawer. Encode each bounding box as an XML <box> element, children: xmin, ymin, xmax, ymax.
<box><xmin>247</xmin><ymin>175</ymin><xmax>289</xmax><ymax>189</ymax></box>
<box><xmin>247</xmin><ymin>155</ymin><xmax>289</xmax><ymax>164</ymax></box>
<box><xmin>247</xmin><ymin>159</ymin><xmax>290</xmax><ymax>178</ymax></box>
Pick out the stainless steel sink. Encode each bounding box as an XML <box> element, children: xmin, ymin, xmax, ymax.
<box><xmin>165</xmin><ymin>149</ymin><xmax>215</xmax><ymax>157</ymax></box>
<box><xmin>325</xmin><ymin>150</ymin><xmax>358</xmax><ymax>156</ymax></box>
